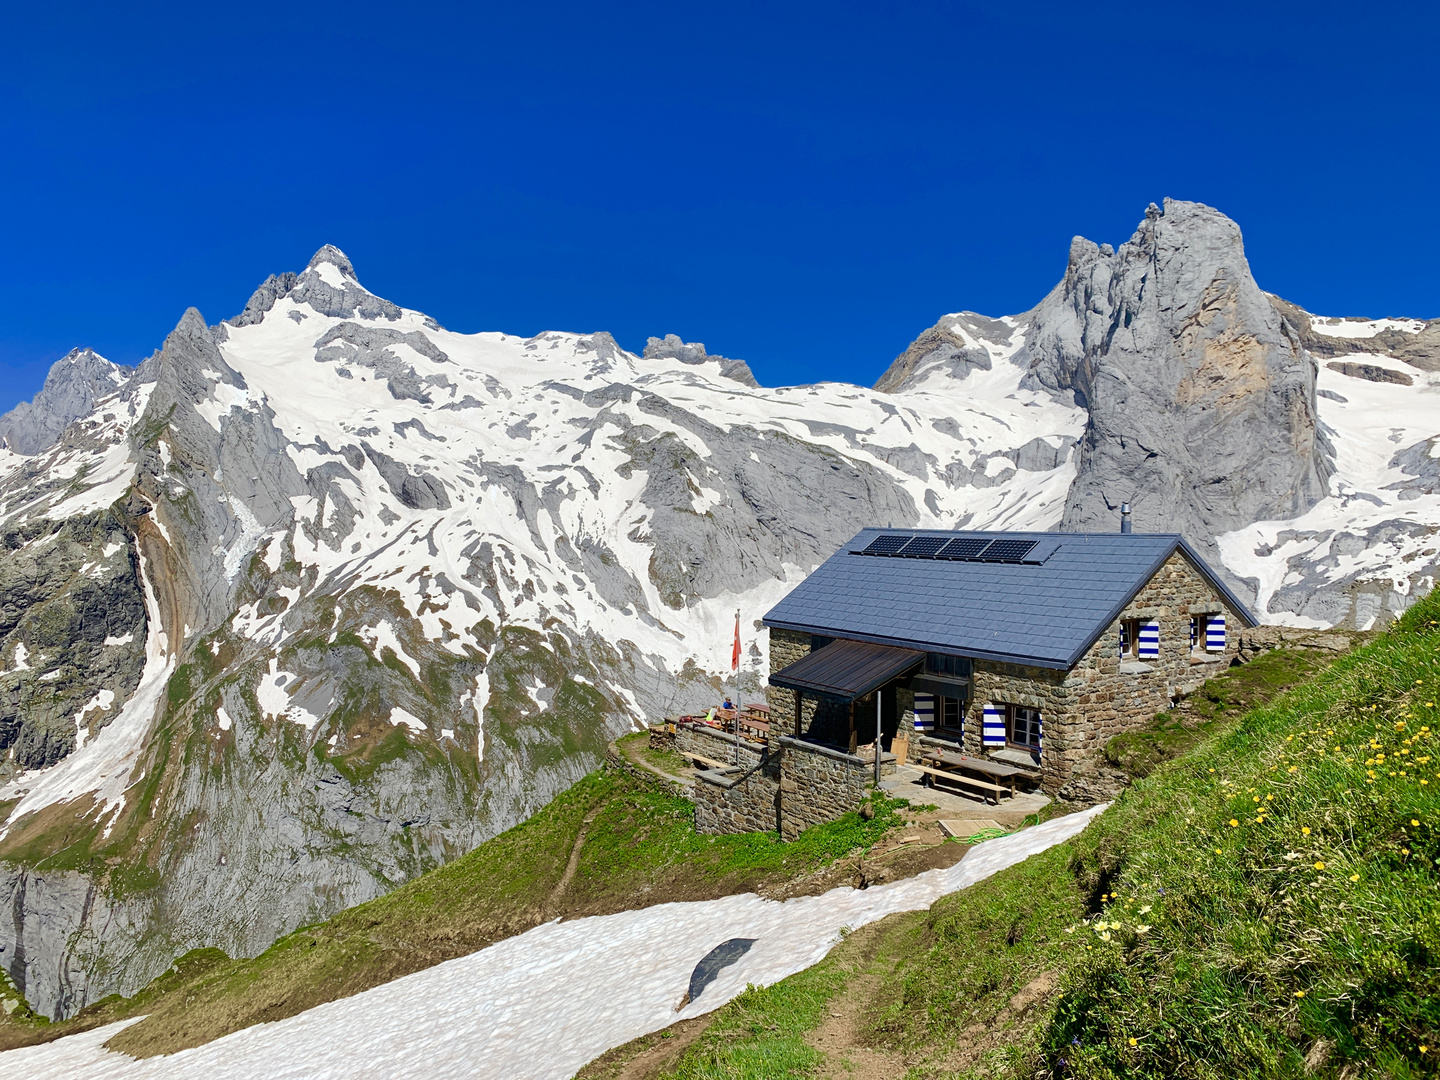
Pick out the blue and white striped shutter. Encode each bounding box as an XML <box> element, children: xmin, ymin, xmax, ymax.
<box><xmin>1138</xmin><ymin>619</ymin><xmax>1160</xmax><ymax>659</ymax></box>
<box><xmin>912</xmin><ymin>692</ymin><xmax>935</xmax><ymax>732</ymax></box>
<box><xmin>1118</xmin><ymin>622</ymin><xmax>1129</xmax><ymax>652</ymax></box>
<box><xmin>1206</xmin><ymin>613</ymin><xmax>1226</xmax><ymax>651</ymax></box>
<box><xmin>1036</xmin><ymin>712</ymin><xmax>1042</xmax><ymax>754</ymax></box>
<box><xmin>1190</xmin><ymin>617</ymin><xmax>1198</xmax><ymax>649</ymax></box>
<box><xmin>982</xmin><ymin>704</ymin><xmax>1006</xmax><ymax>747</ymax></box>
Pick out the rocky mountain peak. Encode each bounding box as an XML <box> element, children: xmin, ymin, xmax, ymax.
<box><xmin>0</xmin><ymin>347</ymin><xmax>133</xmax><ymax>455</ymax></box>
<box><xmin>287</xmin><ymin>244</ymin><xmax>402</xmax><ymax>323</ymax></box>
<box><xmin>1018</xmin><ymin>198</ymin><xmax>1331</xmax><ymax>573</ymax></box>
<box><xmin>306</xmin><ymin>243</ymin><xmax>358</xmax><ymax>280</ymax></box>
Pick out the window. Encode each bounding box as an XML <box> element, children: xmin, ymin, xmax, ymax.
<box><xmin>1007</xmin><ymin>705</ymin><xmax>1041</xmax><ymax>749</ymax></box>
<box><xmin>1119</xmin><ymin>619</ymin><xmax>1140</xmax><ymax>658</ymax></box>
<box><xmin>1119</xmin><ymin>618</ymin><xmax>1159</xmax><ymax>660</ymax></box>
<box><xmin>912</xmin><ymin>693</ymin><xmax>963</xmax><ymax>735</ymax></box>
<box><xmin>937</xmin><ymin>696</ymin><xmax>962</xmax><ymax>732</ymax></box>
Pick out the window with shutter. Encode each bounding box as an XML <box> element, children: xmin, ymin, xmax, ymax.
<box><xmin>1007</xmin><ymin>705</ymin><xmax>1041</xmax><ymax>749</ymax></box>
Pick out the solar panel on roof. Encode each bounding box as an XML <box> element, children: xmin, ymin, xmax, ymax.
<box><xmin>978</xmin><ymin>539</ymin><xmax>1038</xmax><ymax>563</ymax></box>
<box><xmin>862</xmin><ymin>534</ymin><xmax>911</xmax><ymax>555</ymax></box>
<box><xmin>898</xmin><ymin>536</ymin><xmax>948</xmax><ymax>557</ymax></box>
<box><xmin>937</xmin><ymin>537</ymin><xmax>992</xmax><ymax>560</ymax></box>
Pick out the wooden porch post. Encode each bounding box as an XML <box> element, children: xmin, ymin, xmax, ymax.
<box><xmin>795</xmin><ymin>688</ymin><xmax>801</xmax><ymax>739</ymax></box>
<box><xmin>847</xmin><ymin>701</ymin><xmax>858</xmax><ymax>755</ymax></box>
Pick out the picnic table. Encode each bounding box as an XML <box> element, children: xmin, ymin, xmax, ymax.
<box><xmin>738</xmin><ymin>718</ymin><xmax>770</xmax><ymax>739</ymax></box>
<box><xmin>914</xmin><ymin>748</ymin><xmax>1021</xmax><ymax>803</ymax></box>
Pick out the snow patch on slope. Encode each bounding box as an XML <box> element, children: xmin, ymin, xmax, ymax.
<box><xmin>0</xmin><ymin>805</ymin><xmax>1106</xmax><ymax>1080</ymax></box>
<box><xmin>1308</xmin><ymin>315</ymin><xmax>1426</xmax><ymax>339</ymax></box>
<box><xmin>1218</xmin><ymin>354</ymin><xmax>1440</xmax><ymax>624</ymax></box>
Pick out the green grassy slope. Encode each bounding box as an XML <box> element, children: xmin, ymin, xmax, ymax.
<box><xmin>0</xmin><ymin>765</ymin><xmax>915</xmax><ymax>1058</ymax></box>
<box><xmin>654</xmin><ymin>597</ymin><xmax>1440</xmax><ymax>1079</ymax></box>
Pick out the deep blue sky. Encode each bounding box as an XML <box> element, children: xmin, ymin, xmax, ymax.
<box><xmin>1</xmin><ymin>1</ymin><xmax>1436</xmax><ymax>409</ymax></box>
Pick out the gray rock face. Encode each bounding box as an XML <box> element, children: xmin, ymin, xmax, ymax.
<box><xmin>643</xmin><ymin>334</ymin><xmax>760</xmax><ymax>388</ymax></box>
<box><xmin>874</xmin><ymin>313</ymin><xmax>1010</xmax><ymax>392</ymax></box>
<box><xmin>227</xmin><ymin>273</ymin><xmax>299</xmax><ymax>329</ymax></box>
<box><xmin>288</xmin><ymin>246</ymin><xmax>403</xmax><ymax>322</ymax></box>
<box><xmin>1017</xmin><ymin>199</ymin><xmax>1332</xmax><ymax>578</ymax></box>
<box><xmin>0</xmin><ymin>349</ymin><xmax>133</xmax><ymax>455</ymax></box>
<box><xmin>0</xmin><ymin>513</ymin><xmax>146</xmax><ymax>774</ymax></box>
<box><xmin>1270</xmin><ymin>295</ymin><xmax>1440</xmax><ymax>372</ymax></box>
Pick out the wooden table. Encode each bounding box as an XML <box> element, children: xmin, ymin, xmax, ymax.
<box><xmin>738</xmin><ymin>716</ymin><xmax>770</xmax><ymax>739</ymax></box>
<box><xmin>915</xmin><ymin>749</ymin><xmax>1021</xmax><ymax>803</ymax></box>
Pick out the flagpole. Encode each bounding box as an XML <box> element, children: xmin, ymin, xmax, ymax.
<box><xmin>732</xmin><ymin>609</ymin><xmax>741</xmax><ymax>765</ymax></box>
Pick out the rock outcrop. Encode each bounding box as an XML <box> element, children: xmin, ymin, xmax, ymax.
<box><xmin>0</xmin><ymin>349</ymin><xmax>132</xmax><ymax>455</ymax></box>
<box><xmin>1018</xmin><ymin>199</ymin><xmax>1332</xmax><ymax>576</ymax></box>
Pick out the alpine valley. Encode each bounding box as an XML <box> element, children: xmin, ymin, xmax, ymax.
<box><xmin>1</xmin><ymin>198</ymin><xmax>1436</xmax><ymax>1020</ymax></box>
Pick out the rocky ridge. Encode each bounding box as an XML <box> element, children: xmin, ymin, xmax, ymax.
<box><xmin>0</xmin><ymin>200</ymin><xmax>1435</xmax><ymax>1019</ymax></box>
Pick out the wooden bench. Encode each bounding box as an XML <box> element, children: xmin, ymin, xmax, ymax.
<box><xmin>685</xmin><ymin>752</ymin><xmax>736</xmax><ymax>771</ymax></box>
<box><xmin>911</xmin><ymin>764</ymin><xmax>1010</xmax><ymax>803</ymax></box>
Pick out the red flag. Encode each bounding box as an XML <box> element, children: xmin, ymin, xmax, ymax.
<box><xmin>731</xmin><ymin>611</ymin><xmax>741</xmax><ymax>671</ymax></box>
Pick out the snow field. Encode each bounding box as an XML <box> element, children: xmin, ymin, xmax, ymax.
<box><xmin>0</xmin><ymin>804</ymin><xmax>1107</xmax><ymax>1080</ymax></box>
<box><xmin>1218</xmin><ymin>352</ymin><xmax>1440</xmax><ymax>623</ymax></box>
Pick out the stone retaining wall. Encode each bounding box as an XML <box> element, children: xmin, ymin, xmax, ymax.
<box><xmin>674</xmin><ymin>722</ymin><xmax>764</xmax><ymax>769</ymax></box>
<box><xmin>692</xmin><ymin>737</ymin><xmax>870</xmax><ymax>838</ymax></box>
<box><xmin>693</xmin><ymin>757</ymin><xmax>780</xmax><ymax>834</ymax></box>
<box><xmin>777</xmin><ymin>737</ymin><xmax>868</xmax><ymax>840</ymax></box>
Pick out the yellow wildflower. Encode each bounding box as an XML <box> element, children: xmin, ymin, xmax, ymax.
<box><xmin>1314</xmin><ymin>861</ymin><xmax>1326</xmax><ymax>870</ymax></box>
<box><xmin>1229</xmin><ymin>819</ymin><xmax>1240</xmax><ymax>828</ymax></box>
<box><xmin>1302</xmin><ymin>827</ymin><xmax>1311</xmax><ymax>836</ymax></box>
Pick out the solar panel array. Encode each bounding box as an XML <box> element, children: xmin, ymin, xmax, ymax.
<box><xmin>858</xmin><ymin>534</ymin><xmax>1040</xmax><ymax>564</ymax></box>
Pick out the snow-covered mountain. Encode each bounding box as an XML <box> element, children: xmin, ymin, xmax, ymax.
<box><xmin>1</xmin><ymin>199</ymin><xmax>1435</xmax><ymax>1019</ymax></box>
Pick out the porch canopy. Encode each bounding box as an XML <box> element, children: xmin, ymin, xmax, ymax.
<box><xmin>769</xmin><ymin>639</ymin><xmax>924</xmax><ymax>702</ymax></box>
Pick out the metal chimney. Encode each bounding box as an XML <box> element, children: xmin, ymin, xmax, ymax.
<box><xmin>1120</xmin><ymin>503</ymin><xmax>1132</xmax><ymax>534</ymax></box>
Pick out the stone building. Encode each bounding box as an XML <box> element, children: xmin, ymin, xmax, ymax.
<box><xmin>761</xmin><ymin>527</ymin><xmax>1257</xmax><ymax>794</ymax></box>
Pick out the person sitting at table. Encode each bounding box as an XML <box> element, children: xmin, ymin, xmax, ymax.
<box><xmin>722</xmin><ymin>697</ymin><xmax>734</xmax><ymax>711</ymax></box>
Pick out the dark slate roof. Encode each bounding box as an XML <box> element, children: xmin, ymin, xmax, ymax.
<box><xmin>769</xmin><ymin>639</ymin><xmax>925</xmax><ymax>701</ymax></box>
<box><xmin>763</xmin><ymin>529</ymin><xmax>1259</xmax><ymax>670</ymax></box>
